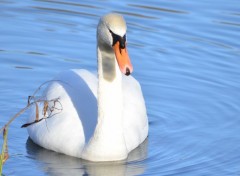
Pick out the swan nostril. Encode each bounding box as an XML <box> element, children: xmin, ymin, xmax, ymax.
<box><xmin>125</xmin><ymin>67</ymin><xmax>130</xmax><ymax>76</ymax></box>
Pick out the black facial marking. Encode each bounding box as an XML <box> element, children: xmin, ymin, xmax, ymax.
<box><xmin>109</xmin><ymin>30</ymin><xmax>126</xmax><ymax>49</ymax></box>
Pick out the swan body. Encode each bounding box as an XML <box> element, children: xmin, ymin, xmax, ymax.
<box><xmin>27</xmin><ymin>13</ymin><xmax>148</xmax><ymax>161</ymax></box>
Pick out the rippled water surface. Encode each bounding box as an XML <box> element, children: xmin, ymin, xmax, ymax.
<box><xmin>1</xmin><ymin>0</ymin><xmax>240</xmax><ymax>175</ymax></box>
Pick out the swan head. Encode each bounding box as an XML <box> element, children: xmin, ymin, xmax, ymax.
<box><xmin>97</xmin><ymin>13</ymin><xmax>133</xmax><ymax>76</ymax></box>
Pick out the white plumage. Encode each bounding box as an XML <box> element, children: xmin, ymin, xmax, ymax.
<box><xmin>27</xmin><ymin>13</ymin><xmax>148</xmax><ymax>161</ymax></box>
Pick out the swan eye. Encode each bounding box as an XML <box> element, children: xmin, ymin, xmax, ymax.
<box><xmin>109</xmin><ymin>30</ymin><xmax>126</xmax><ymax>49</ymax></box>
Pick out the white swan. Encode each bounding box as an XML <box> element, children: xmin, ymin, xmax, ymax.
<box><xmin>27</xmin><ymin>13</ymin><xmax>148</xmax><ymax>161</ymax></box>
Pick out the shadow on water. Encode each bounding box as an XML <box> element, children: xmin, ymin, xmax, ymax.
<box><xmin>26</xmin><ymin>137</ymin><xmax>148</xmax><ymax>176</ymax></box>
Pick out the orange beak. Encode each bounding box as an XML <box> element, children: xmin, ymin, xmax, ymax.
<box><xmin>113</xmin><ymin>41</ymin><xmax>133</xmax><ymax>76</ymax></box>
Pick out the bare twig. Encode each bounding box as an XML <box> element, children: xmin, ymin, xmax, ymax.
<box><xmin>21</xmin><ymin>97</ymin><xmax>62</xmax><ymax>128</ymax></box>
<box><xmin>0</xmin><ymin>99</ymin><xmax>46</xmax><ymax>133</ymax></box>
<box><xmin>0</xmin><ymin>127</ymin><xmax>9</xmax><ymax>174</ymax></box>
<box><xmin>0</xmin><ymin>79</ymin><xmax>68</xmax><ymax>132</ymax></box>
<box><xmin>0</xmin><ymin>79</ymin><xmax>68</xmax><ymax>172</ymax></box>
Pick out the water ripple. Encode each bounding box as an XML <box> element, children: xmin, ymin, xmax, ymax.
<box><xmin>217</xmin><ymin>20</ymin><xmax>240</xmax><ymax>27</ymax></box>
<box><xmin>1</xmin><ymin>0</ymin><xmax>240</xmax><ymax>175</ymax></box>
<box><xmin>35</xmin><ymin>0</ymin><xmax>102</xmax><ymax>9</ymax></box>
<box><xmin>128</xmin><ymin>4</ymin><xmax>188</xmax><ymax>14</ymax></box>
<box><xmin>31</xmin><ymin>6</ymin><xmax>98</xmax><ymax>17</ymax></box>
<box><xmin>113</xmin><ymin>11</ymin><xmax>158</xmax><ymax>19</ymax></box>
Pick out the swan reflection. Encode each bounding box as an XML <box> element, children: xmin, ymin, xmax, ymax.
<box><xmin>26</xmin><ymin>138</ymin><xmax>148</xmax><ymax>176</ymax></box>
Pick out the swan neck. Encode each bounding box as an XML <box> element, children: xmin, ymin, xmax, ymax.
<box><xmin>82</xmin><ymin>45</ymin><xmax>127</xmax><ymax>161</ymax></box>
<box><xmin>97</xmin><ymin>45</ymin><xmax>123</xmax><ymax>122</ymax></box>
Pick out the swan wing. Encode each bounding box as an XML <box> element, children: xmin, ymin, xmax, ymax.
<box><xmin>27</xmin><ymin>69</ymin><xmax>98</xmax><ymax>158</ymax></box>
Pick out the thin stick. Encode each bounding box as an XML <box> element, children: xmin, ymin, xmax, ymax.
<box><xmin>0</xmin><ymin>99</ymin><xmax>50</xmax><ymax>133</ymax></box>
<box><xmin>0</xmin><ymin>79</ymin><xmax>67</xmax><ymax>173</ymax></box>
<box><xmin>0</xmin><ymin>127</ymin><xmax>9</xmax><ymax>174</ymax></box>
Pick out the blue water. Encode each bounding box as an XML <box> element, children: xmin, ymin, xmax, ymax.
<box><xmin>1</xmin><ymin>0</ymin><xmax>240</xmax><ymax>175</ymax></box>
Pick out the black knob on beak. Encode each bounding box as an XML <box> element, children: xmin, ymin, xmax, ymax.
<box><xmin>125</xmin><ymin>67</ymin><xmax>130</xmax><ymax>76</ymax></box>
<box><xmin>120</xmin><ymin>39</ymin><xmax>125</xmax><ymax>49</ymax></box>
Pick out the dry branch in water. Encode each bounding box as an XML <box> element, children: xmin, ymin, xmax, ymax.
<box><xmin>0</xmin><ymin>127</ymin><xmax>9</xmax><ymax>174</ymax></box>
<box><xmin>21</xmin><ymin>97</ymin><xmax>62</xmax><ymax>128</ymax></box>
<box><xmin>0</xmin><ymin>80</ymin><xmax>65</xmax><ymax>174</ymax></box>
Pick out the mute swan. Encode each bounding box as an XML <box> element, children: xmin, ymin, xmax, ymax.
<box><xmin>27</xmin><ymin>13</ymin><xmax>148</xmax><ymax>161</ymax></box>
